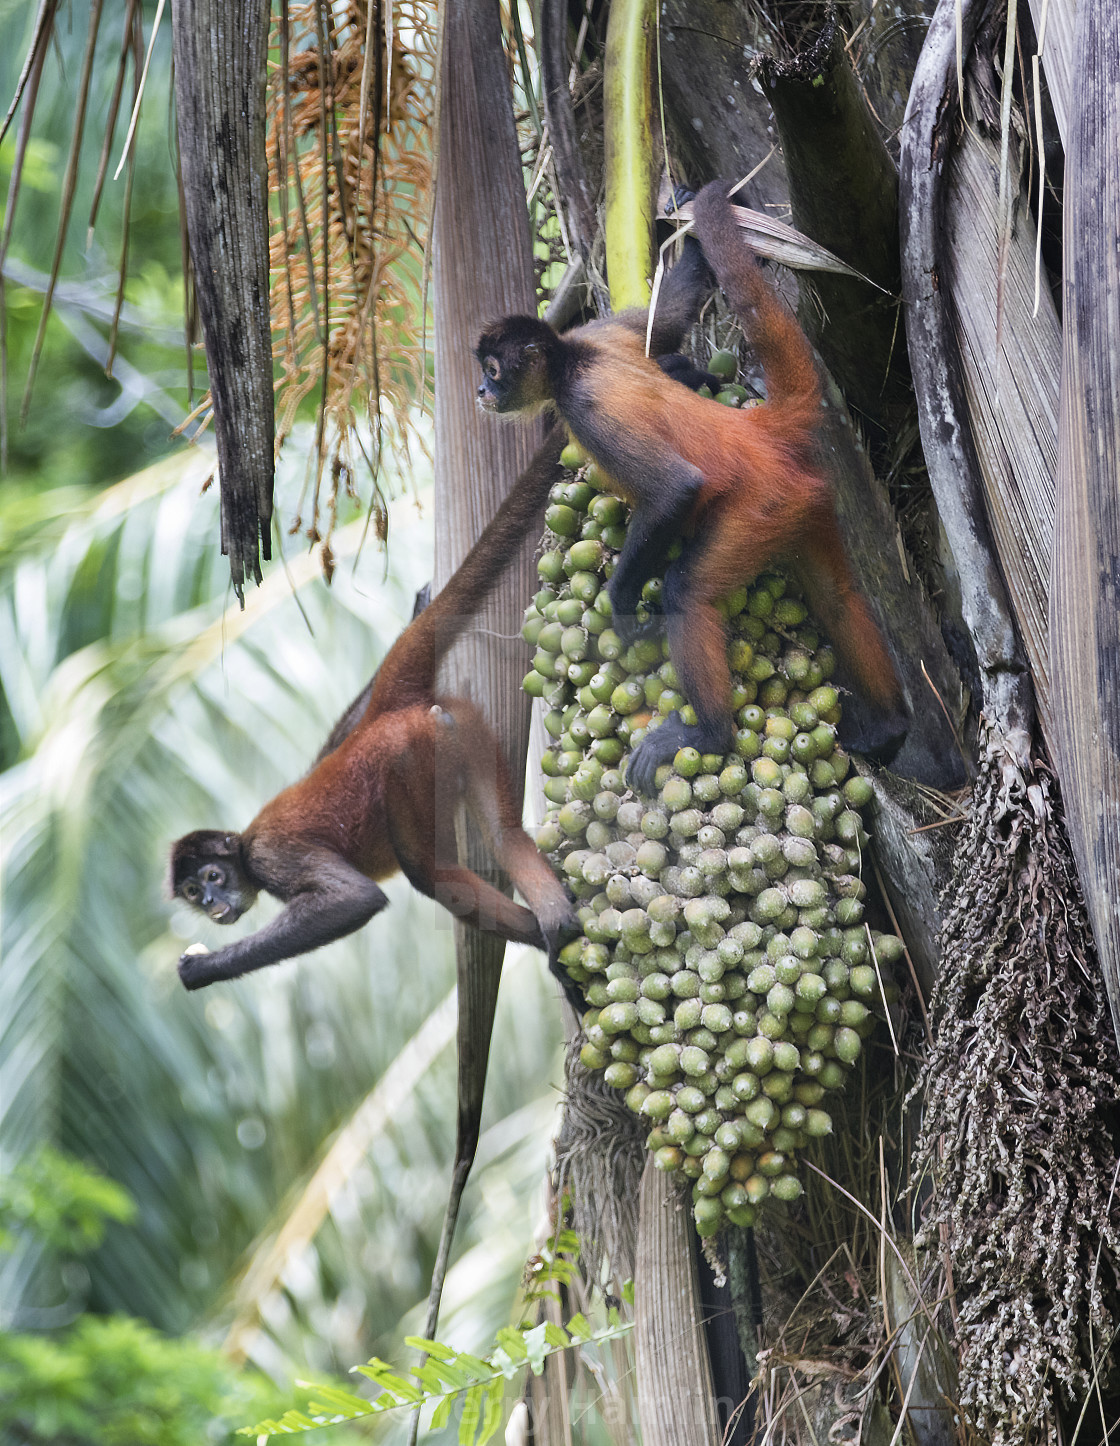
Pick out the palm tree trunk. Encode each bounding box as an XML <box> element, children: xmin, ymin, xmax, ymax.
<box><xmin>418</xmin><ymin>0</ymin><xmax>547</xmax><ymax>1361</ymax></box>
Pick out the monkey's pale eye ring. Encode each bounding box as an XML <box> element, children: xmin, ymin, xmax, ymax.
<box><xmin>202</xmin><ymin>866</ymin><xmax>224</xmax><ymax>885</ymax></box>
<box><xmin>183</xmin><ymin>883</ymin><xmax>201</xmax><ymax>902</ymax></box>
<box><xmin>484</xmin><ymin>358</ymin><xmax>500</xmax><ymax>380</ymax></box>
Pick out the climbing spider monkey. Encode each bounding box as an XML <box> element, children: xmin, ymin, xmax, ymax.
<box><xmin>170</xmin><ymin>430</ymin><xmax>577</xmax><ymax>991</ymax></box>
<box><xmin>476</xmin><ymin>180</ymin><xmax>908</xmax><ymax>794</ymax></box>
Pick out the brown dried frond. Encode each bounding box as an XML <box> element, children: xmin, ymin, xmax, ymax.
<box><xmin>267</xmin><ymin>0</ymin><xmax>435</xmax><ymax>555</ymax></box>
<box><xmin>914</xmin><ymin>728</ymin><xmax>1120</xmax><ymax>1442</ymax></box>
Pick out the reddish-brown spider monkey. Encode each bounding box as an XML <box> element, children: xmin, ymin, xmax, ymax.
<box><xmin>476</xmin><ymin>180</ymin><xmax>908</xmax><ymax>795</ymax></box>
<box><xmin>170</xmin><ymin>429</ymin><xmax>578</xmax><ymax>992</ymax></box>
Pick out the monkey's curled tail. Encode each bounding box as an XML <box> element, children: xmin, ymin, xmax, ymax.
<box><xmin>690</xmin><ymin>182</ymin><xmax>821</xmax><ymax>433</ymax></box>
<box><xmin>367</xmin><ymin>425</ymin><xmax>567</xmax><ymax>712</ymax></box>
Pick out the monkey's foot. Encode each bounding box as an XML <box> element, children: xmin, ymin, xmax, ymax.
<box><xmin>837</xmin><ymin>697</ymin><xmax>910</xmax><ymax>767</ymax></box>
<box><xmin>656</xmin><ymin>352</ymin><xmax>726</xmax><ymax>395</ymax></box>
<box><xmin>538</xmin><ymin>891</ymin><xmax>579</xmax><ymax>954</ymax></box>
<box><xmin>609</xmin><ymin>605</ymin><xmax>661</xmax><ymax>650</ymax></box>
<box><xmin>626</xmin><ymin>712</ymin><xmax>731</xmax><ymax>796</ymax></box>
<box><xmin>544</xmin><ymin>905</ymin><xmax>588</xmax><ymax>1017</ymax></box>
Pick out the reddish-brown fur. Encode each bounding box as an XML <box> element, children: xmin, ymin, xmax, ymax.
<box><xmin>171</xmin><ymin>428</ymin><xmax>575</xmax><ymax>990</ymax></box>
<box><xmin>475</xmin><ymin>181</ymin><xmax>906</xmax><ymax>793</ymax></box>
<box><xmin>246</xmin><ymin>697</ymin><xmax>562</xmax><ymax>937</ymax></box>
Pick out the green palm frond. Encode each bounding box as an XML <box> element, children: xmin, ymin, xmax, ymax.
<box><xmin>1</xmin><ymin>434</ymin><xmax>562</xmax><ymax>1361</ymax></box>
<box><xmin>229</xmin><ymin>1033</ymin><xmax>562</xmax><ymax>1402</ymax></box>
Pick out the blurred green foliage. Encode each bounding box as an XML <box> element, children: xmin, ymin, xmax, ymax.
<box><xmin>1</xmin><ymin>0</ymin><xmax>194</xmax><ymax>493</ymax></box>
<box><xmin>0</xmin><ymin>1146</ymin><xmax>135</xmax><ymax>1256</ymax></box>
<box><xmin>0</xmin><ymin>1317</ymin><xmax>276</xmax><ymax>1446</ymax></box>
<box><xmin>0</xmin><ymin>1147</ymin><xmax>366</xmax><ymax>1446</ymax></box>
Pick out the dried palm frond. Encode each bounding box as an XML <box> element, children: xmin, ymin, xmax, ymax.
<box><xmin>266</xmin><ymin>0</ymin><xmax>435</xmax><ymax>555</ymax></box>
<box><xmin>943</xmin><ymin>30</ymin><xmax>1059</xmax><ymax>739</ymax></box>
<box><xmin>3</xmin><ymin>0</ymin><xmax>434</xmax><ymax>576</ymax></box>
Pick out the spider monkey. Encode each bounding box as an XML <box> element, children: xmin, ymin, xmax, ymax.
<box><xmin>311</xmin><ymin>583</ymin><xmax>431</xmax><ymax>765</ymax></box>
<box><xmin>476</xmin><ymin>180</ymin><xmax>908</xmax><ymax>795</ymax></box>
<box><xmin>170</xmin><ymin>429</ymin><xmax>578</xmax><ymax>992</ymax></box>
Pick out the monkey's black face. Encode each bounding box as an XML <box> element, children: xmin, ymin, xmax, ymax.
<box><xmin>475</xmin><ymin>317</ymin><xmax>555</xmax><ymax>416</ymax></box>
<box><xmin>176</xmin><ymin>857</ymin><xmax>257</xmax><ymax>925</ymax></box>
<box><xmin>475</xmin><ymin>352</ymin><xmax>516</xmax><ymax>413</ymax></box>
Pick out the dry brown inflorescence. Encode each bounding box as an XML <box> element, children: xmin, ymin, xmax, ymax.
<box><xmin>266</xmin><ymin>0</ymin><xmax>435</xmax><ymax>564</ymax></box>
<box><xmin>916</xmin><ymin>730</ymin><xmax>1120</xmax><ymax>1442</ymax></box>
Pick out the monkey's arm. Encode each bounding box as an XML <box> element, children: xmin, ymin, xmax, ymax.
<box><xmin>573</xmin><ymin>416</ymin><xmax>703</xmax><ymax>640</ymax></box>
<box><xmin>613</xmin><ymin>235</ymin><xmax>712</xmax><ymax>355</ymax></box>
<box><xmin>177</xmin><ymin>852</ymin><xmax>388</xmax><ymax>989</ymax></box>
<box><xmin>609</xmin><ymin>476</ymin><xmax>701</xmax><ymax>638</ymax></box>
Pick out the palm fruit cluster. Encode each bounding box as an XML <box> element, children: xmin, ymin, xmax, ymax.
<box><xmin>523</xmin><ymin>354</ymin><xmax>903</xmax><ymax>1239</ymax></box>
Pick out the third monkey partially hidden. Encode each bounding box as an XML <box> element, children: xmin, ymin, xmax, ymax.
<box><xmin>476</xmin><ymin>180</ymin><xmax>908</xmax><ymax>795</ymax></box>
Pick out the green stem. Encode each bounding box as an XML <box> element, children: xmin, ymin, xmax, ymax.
<box><xmin>603</xmin><ymin>0</ymin><xmax>657</xmax><ymax>311</ymax></box>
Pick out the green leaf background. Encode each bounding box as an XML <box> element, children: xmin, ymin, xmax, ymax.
<box><xmin>0</xmin><ymin>431</ymin><xmax>567</xmax><ymax>1435</ymax></box>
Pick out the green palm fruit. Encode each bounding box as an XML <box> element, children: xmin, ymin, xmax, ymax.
<box><xmin>525</xmin><ymin>460</ymin><xmax>904</xmax><ymax>1237</ymax></box>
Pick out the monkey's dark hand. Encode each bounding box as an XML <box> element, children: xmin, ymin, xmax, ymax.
<box><xmin>611</xmin><ymin>608</ymin><xmax>662</xmax><ymax>649</ymax></box>
<box><xmin>607</xmin><ymin>576</ymin><xmax>663</xmax><ymax>647</ymax></box>
<box><xmin>537</xmin><ymin>887</ymin><xmax>578</xmax><ymax>948</ymax></box>
<box><xmin>178</xmin><ymin>945</ymin><xmax>229</xmax><ymax>991</ymax></box>
<box><xmin>625</xmin><ymin>721</ymin><xmax>686</xmax><ymax>796</ymax></box>
<box><xmin>537</xmin><ymin>884</ymin><xmax>583</xmax><ymax>1012</ymax></box>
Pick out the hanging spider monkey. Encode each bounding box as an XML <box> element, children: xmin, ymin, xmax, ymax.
<box><xmin>476</xmin><ymin>180</ymin><xmax>909</xmax><ymax>795</ymax></box>
<box><xmin>310</xmin><ymin>582</ymin><xmax>432</xmax><ymax>765</ymax></box>
<box><xmin>170</xmin><ymin>429</ymin><xmax>579</xmax><ymax>992</ymax></box>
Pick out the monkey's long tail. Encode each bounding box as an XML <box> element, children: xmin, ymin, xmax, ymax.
<box><xmin>690</xmin><ymin>181</ymin><xmax>821</xmax><ymax>429</ymax></box>
<box><xmin>366</xmin><ymin>424</ymin><xmax>566</xmax><ymax>712</ymax></box>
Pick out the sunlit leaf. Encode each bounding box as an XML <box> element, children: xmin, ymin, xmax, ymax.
<box><xmin>430</xmin><ymin>1393</ymin><xmax>455</xmax><ymax>1430</ymax></box>
<box><xmin>352</xmin><ymin>1359</ymin><xmax>424</xmax><ymax>1402</ymax></box>
<box><xmin>458</xmin><ymin>1382</ymin><xmax>482</xmax><ymax>1445</ymax></box>
<box><xmin>494</xmin><ymin>1327</ymin><xmax>528</xmax><ymax>1362</ymax></box>
<box><xmin>478</xmin><ymin>1374</ymin><xmax>505</xmax><ymax>1445</ymax></box>
<box><xmin>451</xmin><ymin>1350</ymin><xmax>493</xmax><ymax>1377</ymax></box>
<box><xmin>403</xmin><ymin>1334</ymin><xmax>455</xmax><ymax>1358</ymax></box>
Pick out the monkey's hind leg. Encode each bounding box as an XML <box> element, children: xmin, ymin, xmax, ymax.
<box><xmin>383</xmin><ymin>715</ymin><xmax>545</xmax><ymax>947</ymax></box>
<box><xmin>446</xmin><ymin>701</ymin><xmax>578</xmax><ymax>941</ymax></box>
<box><xmin>443</xmin><ymin>701</ymin><xmax>582</xmax><ymax>1009</ymax></box>
<box><xmin>793</xmin><ymin>511</ymin><xmax>909</xmax><ymax>763</ymax></box>
<box><xmin>388</xmin><ymin>801</ymin><xmax>547</xmax><ymax>947</ymax></box>
<box><xmin>625</xmin><ymin>541</ymin><xmax>737</xmax><ymax>795</ymax></box>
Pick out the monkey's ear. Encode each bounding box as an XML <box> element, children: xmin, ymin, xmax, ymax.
<box><xmin>168</xmin><ymin>828</ymin><xmax>242</xmax><ymax>894</ymax></box>
<box><xmin>524</xmin><ymin>340</ymin><xmax>541</xmax><ymax>357</ymax></box>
